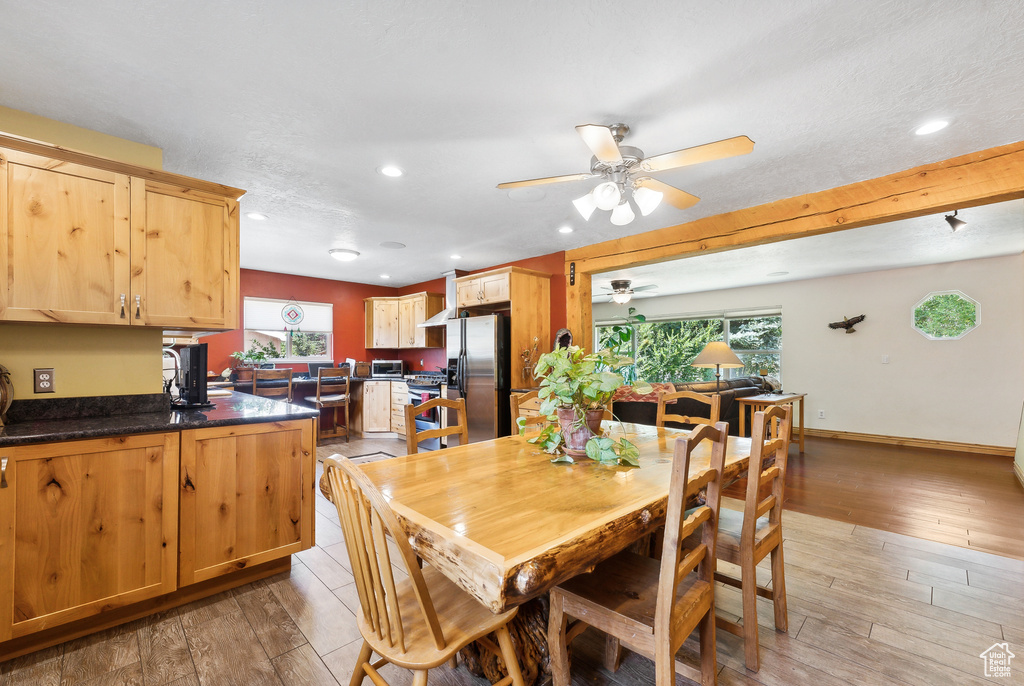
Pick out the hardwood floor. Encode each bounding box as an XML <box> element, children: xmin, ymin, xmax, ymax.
<box><xmin>2</xmin><ymin>434</ymin><xmax>1021</xmax><ymax>685</ymax></box>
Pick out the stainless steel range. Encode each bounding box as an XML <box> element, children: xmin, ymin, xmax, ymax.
<box><xmin>406</xmin><ymin>372</ymin><xmax>446</xmax><ymax>450</ymax></box>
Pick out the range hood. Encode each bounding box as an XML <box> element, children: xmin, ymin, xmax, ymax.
<box><xmin>419</xmin><ymin>269</ymin><xmax>464</xmax><ymax>327</ymax></box>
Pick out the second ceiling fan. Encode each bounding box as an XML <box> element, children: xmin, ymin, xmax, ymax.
<box><xmin>497</xmin><ymin>123</ymin><xmax>753</xmax><ymax>225</ymax></box>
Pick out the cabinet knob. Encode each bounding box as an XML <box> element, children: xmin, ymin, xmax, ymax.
<box><xmin>134</xmin><ymin>295</ymin><xmax>141</xmax><ymax>319</ymax></box>
<box><xmin>1</xmin><ymin>456</ymin><xmax>8</xmax><ymax>488</ymax></box>
<box><xmin>119</xmin><ymin>294</ymin><xmax>126</xmax><ymax>319</ymax></box>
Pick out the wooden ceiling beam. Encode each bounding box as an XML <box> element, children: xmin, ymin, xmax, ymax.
<box><xmin>564</xmin><ymin>139</ymin><xmax>1024</xmax><ymax>350</ymax></box>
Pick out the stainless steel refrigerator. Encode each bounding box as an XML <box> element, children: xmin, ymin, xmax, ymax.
<box><xmin>446</xmin><ymin>314</ymin><xmax>511</xmax><ymax>445</ymax></box>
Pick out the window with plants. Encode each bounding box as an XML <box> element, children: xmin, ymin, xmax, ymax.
<box><xmin>241</xmin><ymin>297</ymin><xmax>333</xmax><ymax>362</ymax></box>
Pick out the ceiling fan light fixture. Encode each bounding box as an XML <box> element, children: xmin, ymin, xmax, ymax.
<box><xmin>632</xmin><ymin>185</ymin><xmax>664</xmax><ymax>216</ymax></box>
<box><xmin>610</xmin><ymin>199</ymin><xmax>635</xmax><ymax>226</ymax></box>
<box><xmin>592</xmin><ymin>181</ymin><xmax>621</xmax><ymax>211</ymax></box>
<box><xmin>945</xmin><ymin>210</ymin><xmax>967</xmax><ymax>232</ymax></box>
<box><xmin>611</xmin><ymin>291</ymin><xmax>632</xmax><ymax>305</ymax></box>
<box><xmin>572</xmin><ymin>193</ymin><xmax>598</xmax><ymax>220</ymax></box>
<box><xmin>329</xmin><ymin>248</ymin><xmax>360</xmax><ymax>262</ymax></box>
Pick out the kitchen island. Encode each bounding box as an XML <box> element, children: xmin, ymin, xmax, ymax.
<box><xmin>0</xmin><ymin>392</ymin><xmax>317</xmax><ymax>661</ymax></box>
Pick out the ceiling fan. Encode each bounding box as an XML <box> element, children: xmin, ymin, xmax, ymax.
<box><xmin>602</xmin><ymin>279</ymin><xmax>657</xmax><ymax>304</ymax></box>
<box><xmin>497</xmin><ymin>123</ymin><xmax>754</xmax><ymax>225</ymax></box>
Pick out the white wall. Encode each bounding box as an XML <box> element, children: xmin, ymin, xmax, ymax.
<box><xmin>594</xmin><ymin>253</ymin><xmax>1024</xmax><ymax>448</ymax></box>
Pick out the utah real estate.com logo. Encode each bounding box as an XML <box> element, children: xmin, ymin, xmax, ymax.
<box><xmin>980</xmin><ymin>643</ymin><xmax>1014</xmax><ymax>678</ymax></box>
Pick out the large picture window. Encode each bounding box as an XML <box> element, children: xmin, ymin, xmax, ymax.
<box><xmin>596</xmin><ymin>311</ymin><xmax>781</xmax><ymax>383</ymax></box>
<box><xmin>242</xmin><ymin>297</ymin><xmax>333</xmax><ymax>362</ymax></box>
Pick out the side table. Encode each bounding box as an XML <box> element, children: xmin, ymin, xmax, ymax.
<box><xmin>738</xmin><ymin>393</ymin><xmax>806</xmax><ymax>453</ymax></box>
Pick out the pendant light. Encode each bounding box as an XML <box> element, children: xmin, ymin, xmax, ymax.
<box><xmin>592</xmin><ymin>181</ymin><xmax>622</xmax><ymax>211</ymax></box>
<box><xmin>632</xmin><ymin>185</ymin><xmax>664</xmax><ymax>216</ymax></box>
<box><xmin>572</xmin><ymin>192</ymin><xmax>598</xmax><ymax>220</ymax></box>
<box><xmin>610</xmin><ymin>199</ymin><xmax>635</xmax><ymax>226</ymax></box>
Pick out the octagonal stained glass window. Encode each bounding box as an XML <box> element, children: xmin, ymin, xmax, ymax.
<box><xmin>912</xmin><ymin>290</ymin><xmax>979</xmax><ymax>340</ymax></box>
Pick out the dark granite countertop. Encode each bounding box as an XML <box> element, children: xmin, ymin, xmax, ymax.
<box><xmin>0</xmin><ymin>391</ymin><xmax>318</xmax><ymax>448</ymax></box>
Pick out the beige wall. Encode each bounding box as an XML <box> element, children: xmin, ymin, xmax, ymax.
<box><xmin>594</xmin><ymin>253</ymin><xmax>1024</xmax><ymax>448</ymax></box>
<box><xmin>0</xmin><ymin>107</ymin><xmax>165</xmax><ymax>399</ymax></box>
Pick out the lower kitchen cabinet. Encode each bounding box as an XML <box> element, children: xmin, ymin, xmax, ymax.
<box><xmin>0</xmin><ymin>433</ymin><xmax>180</xmax><ymax>641</ymax></box>
<box><xmin>360</xmin><ymin>381</ymin><xmax>392</xmax><ymax>433</ymax></box>
<box><xmin>178</xmin><ymin>419</ymin><xmax>315</xmax><ymax>585</ymax></box>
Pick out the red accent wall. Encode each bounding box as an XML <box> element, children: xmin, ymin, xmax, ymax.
<box><xmin>207</xmin><ymin>251</ymin><xmax>567</xmax><ymax>376</ymax></box>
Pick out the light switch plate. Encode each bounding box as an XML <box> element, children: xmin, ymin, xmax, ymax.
<box><xmin>34</xmin><ymin>368</ymin><xmax>55</xmax><ymax>393</ymax></box>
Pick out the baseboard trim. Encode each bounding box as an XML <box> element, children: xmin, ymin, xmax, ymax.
<box><xmin>1014</xmin><ymin>460</ymin><xmax>1024</xmax><ymax>490</ymax></box>
<box><xmin>803</xmin><ymin>428</ymin><xmax>1014</xmax><ymax>457</ymax></box>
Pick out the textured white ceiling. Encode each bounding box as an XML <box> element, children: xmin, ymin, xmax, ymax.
<box><xmin>1</xmin><ymin>1</ymin><xmax>1023</xmax><ymax>287</ymax></box>
<box><xmin>593</xmin><ymin>200</ymin><xmax>1024</xmax><ymax>301</ymax></box>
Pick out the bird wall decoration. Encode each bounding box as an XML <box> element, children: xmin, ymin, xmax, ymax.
<box><xmin>828</xmin><ymin>314</ymin><xmax>866</xmax><ymax>334</ymax></box>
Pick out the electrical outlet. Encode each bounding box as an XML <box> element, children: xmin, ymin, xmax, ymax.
<box><xmin>34</xmin><ymin>368</ymin><xmax>55</xmax><ymax>393</ymax></box>
<box><xmin>818</xmin><ymin>409</ymin><xmax>825</xmax><ymax>419</ymax></box>
<box><xmin>882</xmin><ymin>354</ymin><xmax>890</xmax><ymax>364</ymax></box>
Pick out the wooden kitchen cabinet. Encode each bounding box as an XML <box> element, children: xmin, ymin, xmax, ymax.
<box><xmin>0</xmin><ymin>433</ymin><xmax>180</xmax><ymax>641</ymax></box>
<box><xmin>361</xmin><ymin>381</ymin><xmax>393</xmax><ymax>433</ymax></box>
<box><xmin>366</xmin><ymin>292</ymin><xmax>444</xmax><ymax>349</ymax></box>
<box><xmin>365</xmin><ymin>298</ymin><xmax>400</xmax><ymax>349</ymax></box>
<box><xmin>130</xmin><ymin>179</ymin><xmax>239</xmax><ymax>329</ymax></box>
<box><xmin>178</xmin><ymin>419</ymin><xmax>315</xmax><ymax>586</ymax></box>
<box><xmin>391</xmin><ymin>381</ymin><xmax>408</xmax><ymax>436</ymax></box>
<box><xmin>455</xmin><ymin>271</ymin><xmax>511</xmax><ymax>308</ymax></box>
<box><xmin>0</xmin><ymin>134</ymin><xmax>242</xmax><ymax>330</ymax></box>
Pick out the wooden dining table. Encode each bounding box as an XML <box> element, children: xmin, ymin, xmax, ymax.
<box><xmin>328</xmin><ymin>423</ymin><xmax>753</xmax><ymax>683</ymax></box>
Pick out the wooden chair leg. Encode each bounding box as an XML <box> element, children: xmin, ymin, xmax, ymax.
<box><xmin>603</xmin><ymin>634</ymin><xmax>623</xmax><ymax>672</ymax></box>
<box><xmin>698</xmin><ymin>607</ymin><xmax>717</xmax><ymax>686</ymax></box>
<box><xmin>412</xmin><ymin>670</ymin><xmax>428</xmax><ymax>686</ymax></box>
<box><xmin>547</xmin><ymin>591</ymin><xmax>571</xmax><ymax>686</ymax></box>
<box><xmin>496</xmin><ymin>624</ymin><xmax>525</xmax><ymax>686</ymax></box>
<box><xmin>349</xmin><ymin>640</ymin><xmax>373</xmax><ymax>686</ymax></box>
<box><xmin>770</xmin><ymin>542</ymin><xmax>788</xmax><ymax>632</ymax></box>
<box><xmin>344</xmin><ymin>401</ymin><xmax>350</xmax><ymax>442</ymax></box>
<box><xmin>740</xmin><ymin>556</ymin><xmax>760</xmax><ymax>672</ymax></box>
<box><xmin>447</xmin><ymin>655</ymin><xmax>458</xmax><ymax>669</ymax></box>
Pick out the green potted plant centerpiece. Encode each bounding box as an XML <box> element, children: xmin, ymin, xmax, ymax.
<box><xmin>526</xmin><ymin>345</ymin><xmax>651</xmax><ymax>466</ymax></box>
<box><xmin>230</xmin><ymin>343</ymin><xmax>274</xmax><ymax>381</ymax></box>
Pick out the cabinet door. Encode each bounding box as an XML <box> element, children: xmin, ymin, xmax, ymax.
<box><xmin>398</xmin><ymin>296</ymin><xmax>416</xmax><ymax>348</ymax></box>
<box><xmin>362</xmin><ymin>381</ymin><xmax>392</xmax><ymax>432</ymax></box>
<box><xmin>0</xmin><ymin>148</ymin><xmax>131</xmax><ymax>324</ymax></box>
<box><xmin>479</xmin><ymin>273</ymin><xmax>510</xmax><ymax>305</ymax></box>
<box><xmin>130</xmin><ymin>179</ymin><xmax>239</xmax><ymax>330</ymax></box>
<box><xmin>0</xmin><ymin>433</ymin><xmax>179</xmax><ymax>641</ymax></box>
<box><xmin>179</xmin><ymin>419</ymin><xmax>314</xmax><ymax>586</ymax></box>
<box><xmin>370</xmin><ymin>299</ymin><xmax>400</xmax><ymax>349</ymax></box>
<box><xmin>456</xmin><ymin>278</ymin><xmax>480</xmax><ymax>308</ymax></box>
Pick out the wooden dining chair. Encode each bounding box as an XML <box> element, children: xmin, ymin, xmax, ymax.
<box><xmin>655</xmin><ymin>390</ymin><xmax>721</xmax><ymax>429</ymax></box>
<box><xmin>322</xmin><ymin>456</ymin><xmax>525</xmax><ymax>686</ymax></box>
<box><xmin>510</xmin><ymin>390</ymin><xmax>547</xmax><ymax>432</ymax></box>
<box><xmin>548</xmin><ymin>421</ymin><xmax>730</xmax><ymax>686</ymax></box>
<box><xmin>303</xmin><ymin>367</ymin><xmax>350</xmax><ymax>444</ymax></box>
<box><xmin>251</xmin><ymin>367</ymin><xmax>293</xmax><ymax>402</ymax></box>
<box><xmin>405</xmin><ymin>397</ymin><xmax>470</xmax><ymax>454</ymax></box>
<box><xmin>712</xmin><ymin>405</ymin><xmax>792</xmax><ymax>672</ymax></box>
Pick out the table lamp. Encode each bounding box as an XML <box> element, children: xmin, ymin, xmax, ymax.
<box><xmin>691</xmin><ymin>341</ymin><xmax>744</xmax><ymax>392</ymax></box>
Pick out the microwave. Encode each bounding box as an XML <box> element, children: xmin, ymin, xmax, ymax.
<box><xmin>371</xmin><ymin>360</ymin><xmax>405</xmax><ymax>378</ymax></box>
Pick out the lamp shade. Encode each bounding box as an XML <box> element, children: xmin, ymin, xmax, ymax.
<box><xmin>592</xmin><ymin>181</ymin><xmax>621</xmax><ymax>211</ymax></box>
<box><xmin>610</xmin><ymin>199</ymin><xmax>636</xmax><ymax>226</ymax></box>
<box><xmin>572</xmin><ymin>192</ymin><xmax>598</xmax><ymax>220</ymax></box>
<box><xmin>691</xmin><ymin>341</ymin><xmax>744</xmax><ymax>369</ymax></box>
<box><xmin>632</xmin><ymin>185</ymin><xmax>664</xmax><ymax>216</ymax></box>
<box><xmin>611</xmin><ymin>291</ymin><xmax>632</xmax><ymax>304</ymax></box>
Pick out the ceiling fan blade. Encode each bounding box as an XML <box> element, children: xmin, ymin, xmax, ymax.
<box><xmin>496</xmin><ymin>172</ymin><xmax>593</xmax><ymax>189</ymax></box>
<box><xmin>640</xmin><ymin>135</ymin><xmax>754</xmax><ymax>173</ymax></box>
<box><xmin>634</xmin><ymin>177</ymin><xmax>700</xmax><ymax>210</ymax></box>
<box><xmin>631</xmin><ymin>285</ymin><xmax>658</xmax><ymax>292</ymax></box>
<box><xmin>576</xmin><ymin>124</ymin><xmax>623</xmax><ymax>165</ymax></box>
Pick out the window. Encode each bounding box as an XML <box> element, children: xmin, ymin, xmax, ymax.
<box><xmin>242</xmin><ymin>297</ymin><xmax>333</xmax><ymax>362</ymax></box>
<box><xmin>596</xmin><ymin>311</ymin><xmax>782</xmax><ymax>383</ymax></box>
<box><xmin>912</xmin><ymin>290</ymin><xmax>978</xmax><ymax>340</ymax></box>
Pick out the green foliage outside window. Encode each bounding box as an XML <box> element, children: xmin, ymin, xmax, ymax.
<box><xmin>913</xmin><ymin>291</ymin><xmax>978</xmax><ymax>340</ymax></box>
<box><xmin>597</xmin><ymin>314</ymin><xmax>781</xmax><ymax>383</ymax></box>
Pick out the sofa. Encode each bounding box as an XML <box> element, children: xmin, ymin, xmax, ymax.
<box><xmin>611</xmin><ymin>376</ymin><xmax>770</xmax><ymax>435</ymax></box>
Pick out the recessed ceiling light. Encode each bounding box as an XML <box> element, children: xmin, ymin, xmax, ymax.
<box><xmin>378</xmin><ymin>165</ymin><xmax>404</xmax><ymax>177</ymax></box>
<box><xmin>558</xmin><ymin>226</ymin><xmax>574</xmax><ymax>234</ymax></box>
<box><xmin>380</xmin><ymin>274</ymin><xmax>391</xmax><ymax>279</ymax></box>
<box><xmin>450</xmin><ymin>254</ymin><xmax>462</xmax><ymax>260</ymax></box>
<box><xmin>767</xmin><ymin>271</ymin><xmax>789</xmax><ymax>277</ymax></box>
<box><xmin>915</xmin><ymin>120</ymin><xmax>949</xmax><ymax>135</ymax></box>
<box><xmin>329</xmin><ymin>249</ymin><xmax>360</xmax><ymax>262</ymax></box>
<box><xmin>379</xmin><ymin>241</ymin><xmax>406</xmax><ymax>249</ymax></box>
<box><xmin>245</xmin><ymin>212</ymin><xmax>267</xmax><ymax>221</ymax></box>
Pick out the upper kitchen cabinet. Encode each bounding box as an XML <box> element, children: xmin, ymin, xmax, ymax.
<box><xmin>365</xmin><ymin>292</ymin><xmax>443</xmax><ymax>349</ymax></box>
<box><xmin>0</xmin><ymin>134</ymin><xmax>243</xmax><ymax>330</ymax></box>
<box><xmin>130</xmin><ymin>179</ymin><xmax>238</xmax><ymax>329</ymax></box>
